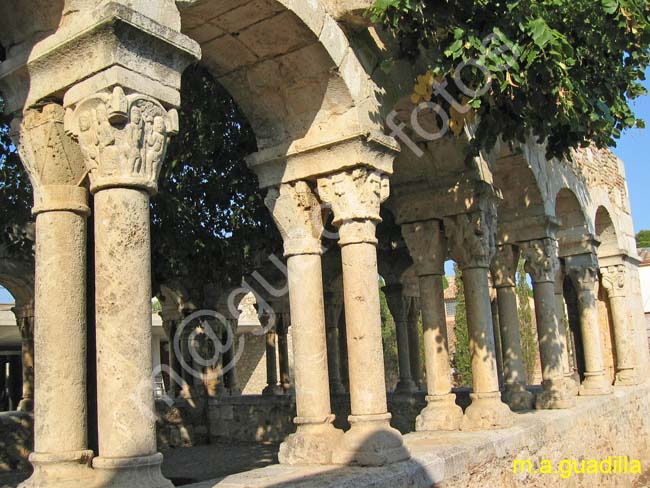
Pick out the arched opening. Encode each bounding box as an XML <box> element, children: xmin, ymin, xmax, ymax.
<box><xmin>555</xmin><ymin>188</ymin><xmax>590</xmax><ymax>380</ymax></box>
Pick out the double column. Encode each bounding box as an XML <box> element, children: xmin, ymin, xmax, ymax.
<box><xmin>490</xmin><ymin>245</ymin><xmax>534</xmax><ymax>410</ymax></box>
<box><xmin>265</xmin><ymin>181</ymin><xmax>343</xmax><ymax>465</ymax></box>
<box><xmin>318</xmin><ymin>168</ymin><xmax>409</xmax><ymax>465</ymax></box>
<box><xmin>444</xmin><ymin>204</ymin><xmax>513</xmax><ymax>430</ymax></box>
<box><xmin>566</xmin><ymin>255</ymin><xmax>613</xmax><ymax>395</ymax></box>
<box><xmin>520</xmin><ymin>238</ymin><xmax>575</xmax><ymax>409</ymax></box>
<box><xmin>12</xmin><ymin>104</ymin><xmax>95</xmax><ymax>488</ymax></box>
<box><xmin>600</xmin><ymin>263</ymin><xmax>640</xmax><ymax>385</ymax></box>
<box><xmin>402</xmin><ymin>219</ymin><xmax>463</xmax><ymax>430</ymax></box>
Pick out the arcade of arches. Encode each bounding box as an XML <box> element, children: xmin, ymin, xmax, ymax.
<box><xmin>1</xmin><ymin>1</ymin><xmax>650</xmax><ymax>487</ymax></box>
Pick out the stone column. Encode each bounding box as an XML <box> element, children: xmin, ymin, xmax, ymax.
<box><xmin>318</xmin><ymin>169</ymin><xmax>409</xmax><ymax>466</ymax></box>
<box><xmin>601</xmin><ymin>264</ymin><xmax>640</xmax><ymax>385</ymax></box>
<box><xmin>521</xmin><ymin>238</ymin><xmax>575</xmax><ymax>409</ymax></box>
<box><xmin>161</xmin><ymin>319</ymin><xmax>182</xmax><ymax>398</ymax></box>
<box><xmin>12</xmin><ymin>104</ymin><xmax>95</xmax><ymax>487</ymax></box>
<box><xmin>383</xmin><ymin>284</ymin><xmax>418</xmax><ymax>394</ymax></box>
<box><xmin>67</xmin><ymin>88</ymin><xmax>183</xmax><ymax>487</ymax></box>
<box><xmin>490</xmin><ymin>245</ymin><xmax>534</xmax><ymax>411</ymax></box>
<box><xmin>277</xmin><ymin>318</ymin><xmax>292</xmax><ymax>393</ymax></box>
<box><xmin>224</xmin><ymin>319</ymin><xmax>241</xmax><ymax>395</ymax></box>
<box><xmin>444</xmin><ymin>205</ymin><xmax>513</xmax><ymax>430</ymax></box>
<box><xmin>262</xmin><ymin>325</ymin><xmax>283</xmax><ymax>396</ymax></box>
<box><xmin>13</xmin><ymin>304</ymin><xmax>34</xmax><ymax>412</ymax></box>
<box><xmin>402</xmin><ymin>219</ymin><xmax>463</xmax><ymax>430</ymax></box>
<box><xmin>566</xmin><ymin>255</ymin><xmax>613</xmax><ymax>396</ymax></box>
<box><xmin>323</xmin><ymin>295</ymin><xmax>346</xmax><ymax>394</ymax></box>
<box><xmin>490</xmin><ymin>291</ymin><xmax>505</xmax><ymax>389</ymax></box>
<box><xmin>554</xmin><ymin>268</ymin><xmax>579</xmax><ymax>392</ymax></box>
<box><xmin>0</xmin><ymin>357</ymin><xmax>7</xmax><ymax>412</ymax></box>
<box><xmin>265</xmin><ymin>181</ymin><xmax>343</xmax><ymax>465</ymax></box>
<box><xmin>406</xmin><ymin>298</ymin><xmax>424</xmax><ymax>390</ymax></box>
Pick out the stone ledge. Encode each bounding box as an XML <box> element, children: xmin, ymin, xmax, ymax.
<box><xmin>182</xmin><ymin>383</ymin><xmax>650</xmax><ymax>487</ymax></box>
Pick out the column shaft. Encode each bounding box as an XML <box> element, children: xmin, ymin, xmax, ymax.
<box><xmin>16</xmin><ymin>313</ymin><xmax>34</xmax><ymax>412</ymax></box>
<box><xmin>416</xmin><ymin>274</ymin><xmax>462</xmax><ymax>430</ymax></box>
<box><xmin>262</xmin><ymin>328</ymin><xmax>282</xmax><ymax>395</ymax></box>
<box><xmin>94</xmin><ymin>188</ymin><xmax>157</xmax><ymax>457</ymax></box>
<box><xmin>324</xmin><ymin>302</ymin><xmax>345</xmax><ymax>394</ymax></box>
<box><xmin>406</xmin><ymin>300</ymin><xmax>423</xmax><ymax>389</ymax></box>
<box><xmin>277</xmin><ymin>327</ymin><xmax>291</xmax><ymax>392</ymax></box>
<box><xmin>496</xmin><ymin>285</ymin><xmax>534</xmax><ymax>410</ymax></box>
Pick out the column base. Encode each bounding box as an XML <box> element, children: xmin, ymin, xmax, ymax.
<box><xmin>503</xmin><ymin>383</ymin><xmax>534</xmax><ymax>411</ymax></box>
<box><xmin>19</xmin><ymin>450</ymin><xmax>96</xmax><ymax>488</ymax></box>
<box><xmin>461</xmin><ymin>392</ymin><xmax>513</xmax><ymax>431</ymax></box>
<box><xmin>535</xmin><ymin>379</ymin><xmax>576</xmax><ymax>410</ymax></box>
<box><xmin>331</xmin><ymin>413</ymin><xmax>410</xmax><ymax>466</ymax></box>
<box><xmin>278</xmin><ymin>415</ymin><xmax>344</xmax><ymax>465</ymax></box>
<box><xmin>615</xmin><ymin>368</ymin><xmax>640</xmax><ymax>386</ymax></box>
<box><xmin>17</xmin><ymin>398</ymin><xmax>34</xmax><ymax>412</ymax></box>
<box><xmin>394</xmin><ymin>378</ymin><xmax>419</xmax><ymax>395</ymax></box>
<box><xmin>262</xmin><ymin>384</ymin><xmax>284</xmax><ymax>396</ymax></box>
<box><xmin>92</xmin><ymin>452</ymin><xmax>173</xmax><ymax>488</ymax></box>
<box><xmin>415</xmin><ymin>394</ymin><xmax>462</xmax><ymax>431</ymax></box>
<box><xmin>578</xmin><ymin>372</ymin><xmax>613</xmax><ymax>396</ymax></box>
<box><xmin>564</xmin><ymin>374</ymin><xmax>580</xmax><ymax>396</ymax></box>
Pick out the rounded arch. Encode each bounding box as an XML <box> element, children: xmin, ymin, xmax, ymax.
<box><xmin>594</xmin><ymin>206</ymin><xmax>621</xmax><ymax>258</ymax></box>
<box><xmin>179</xmin><ymin>0</ymin><xmax>381</xmax><ymax>158</ymax></box>
<box><xmin>554</xmin><ymin>188</ymin><xmax>591</xmax><ymax>256</ymax></box>
<box><xmin>0</xmin><ymin>258</ymin><xmax>34</xmax><ymax>309</ymax></box>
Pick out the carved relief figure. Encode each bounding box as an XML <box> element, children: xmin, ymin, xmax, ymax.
<box><xmin>125</xmin><ymin>106</ymin><xmax>144</xmax><ymax>174</ymax></box>
<box><xmin>146</xmin><ymin>116</ymin><xmax>167</xmax><ymax>181</ymax></box>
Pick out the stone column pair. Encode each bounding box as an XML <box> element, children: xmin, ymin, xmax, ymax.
<box><xmin>266</xmin><ymin>169</ymin><xmax>409</xmax><ymax>466</ymax></box>
<box><xmin>444</xmin><ymin>204</ymin><xmax>513</xmax><ymax>430</ymax></box>
<box><xmin>402</xmin><ymin>219</ymin><xmax>463</xmax><ymax>430</ymax></box>
<box><xmin>520</xmin><ymin>238</ymin><xmax>575</xmax><ymax>409</ymax></box>
<box><xmin>600</xmin><ymin>263</ymin><xmax>640</xmax><ymax>385</ymax></box>
<box><xmin>565</xmin><ymin>255</ymin><xmax>613</xmax><ymax>396</ymax></box>
<box><xmin>13</xmin><ymin>304</ymin><xmax>34</xmax><ymax>412</ymax></box>
<box><xmin>490</xmin><ymin>245</ymin><xmax>534</xmax><ymax>410</ymax></box>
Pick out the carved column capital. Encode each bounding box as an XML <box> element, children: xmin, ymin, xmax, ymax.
<box><xmin>401</xmin><ymin>219</ymin><xmax>446</xmax><ymax>276</ymax></box>
<box><xmin>566</xmin><ymin>254</ymin><xmax>599</xmax><ymax>292</ymax></box>
<box><xmin>490</xmin><ymin>244</ymin><xmax>519</xmax><ymax>288</ymax></box>
<box><xmin>265</xmin><ymin>181</ymin><xmax>326</xmax><ymax>257</ymax></box>
<box><xmin>600</xmin><ymin>264</ymin><xmax>626</xmax><ymax>298</ymax></box>
<box><xmin>12</xmin><ymin>304</ymin><xmax>34</xmax><ymax>341</ymax></box>
<box><xmin>10</xmin><ymin>104</ymin><xmax>89</xmax><ymax>216</ymax></box>
<box><xmin>317</xmin><ymin>168</ymin><xmax>389</xmax><ymax>246</ymax></box>
<box><xmin>520</xmin><ymin>238</ymin><xmax>560</xmax><ymax>284</ymax></box>
<box><xmin>444</xmin><ymin>201</ymin><xmax>497</xmax><ymax>270</ymax></box>
<box><xmin>65</xmin><ymin>86</ymin><xmax>179</xmax><ymax>195</ymax></box>
<box><xmin>383</xmin><ymin>284</ymin><xmax>409</xmax><ymax>325</ymax></box>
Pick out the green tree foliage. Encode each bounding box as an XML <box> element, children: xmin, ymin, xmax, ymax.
<box><xmin>151</xmin><ymin>65</ymin><xmax>279</xmax><ymax>289</ymax></box>
<box><xmin>516</xmin><ymin>259</ymin><xmax>538</xmax><ymax>383</ymax></box>
<box><xmin>452</xmin><ymin>263</ymin><xmax>472</xmax><ymax>387</ymax></box>
<box><xmin>635</xmin><ymin>229</ymin><xmax>650</xmax><ymax>247</ymax></box>
<box><xmin>372</xmin><ymin>0</ymin><xmax>650</xmax><ymax>159</ymax></box>
<box><xmin>0</xmin><ymin>98</ymin><xmax>33</xmax><ymax>258</ymax></box>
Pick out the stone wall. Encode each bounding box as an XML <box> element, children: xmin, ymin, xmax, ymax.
<box><xmin>183</xmin><ymin>383</ymin><xmax>650</xmax><ymax>488</ymax></box>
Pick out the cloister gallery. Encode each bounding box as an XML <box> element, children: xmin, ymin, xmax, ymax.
<box><xmin>1</xmin><ymin>1</ymin><xmax>650</xmax><ymax>487</ymax></box>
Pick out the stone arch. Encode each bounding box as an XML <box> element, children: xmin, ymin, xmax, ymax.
<box><xmin>554</xmin><ymin>188</ymin><xmax>591</xmax><ymax>256</ymax></box>
<box><xmin>594</xmin><ymin>206</ymin><xmax>620</xmax><ymax>258</ymax></box>
<box><xmin>0</xmin><ymin>258</ymin><xmax>34</xmax><ymax>310</ymax></box>
<box><xmin>179</xmin><ymin>0</ymin><xmax>385</xmax><ymax>185</ymax></box>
